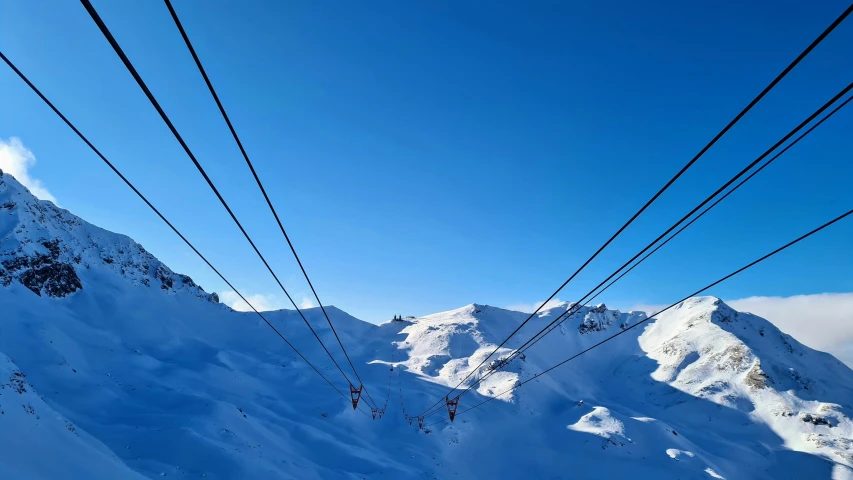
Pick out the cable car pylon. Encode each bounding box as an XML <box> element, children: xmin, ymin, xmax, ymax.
<box><xmin>446</xmin><ymin>396</ymin><xmax>460</xmax><ymax>422</ymax></box>
<box><xmin>350</xmin><ymin>384</ymin><xmax>363</xmax><ymax>410</ymax></box>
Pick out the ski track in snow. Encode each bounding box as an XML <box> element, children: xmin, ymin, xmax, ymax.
<box><xmin>2</xmin><ymin>170</ymin><xmax>853</xmax><ymax>479</ymax></box>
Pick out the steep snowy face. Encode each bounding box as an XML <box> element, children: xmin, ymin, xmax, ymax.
<box><xmin>0</xmin><ymin>353</ymin><xmax>148</xmax><ymax>480</ymax></box>
<box><xmin>640</xmin><ymin>297</ymin><xmax>853</xmax><ymax>466</ymax></box>
<box><xmin>0</xmin><ymin>171</ymin><xmax>216</xmax><ymax>302</ymax></box>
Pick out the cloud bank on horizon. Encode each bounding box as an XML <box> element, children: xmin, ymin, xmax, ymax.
<box><xmin>726</xmin><ymin>293</ymin><xmax>853</xmax><ymax>367</ymax></box>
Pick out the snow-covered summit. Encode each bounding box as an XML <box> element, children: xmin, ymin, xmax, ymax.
<box><xmin>392</xmin><ymin>301</ymin><xmax>646</xmax><ymax>397</ymax></box>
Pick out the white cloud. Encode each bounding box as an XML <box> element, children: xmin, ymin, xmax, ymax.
<box><xmin>505</xmin><ymin>298</ymin><xmax>568</xmax><ymax>314</ymax></box>
<box><xmin>300</xmin><ymin>297</ymin><xmax>316</xmax><ymax>309</ymax></box>
<box><xmin>219</xmin><ymin>290</ymin><xmax>284</xmax><ymax>312</ymax></box>
<box><xmin>0</xmin><ymin>137</ymin><xmax>57</xmax><ymax>204</ymax></box>
<box><xmin>727</xmin><ymin>293</ymin><xmax>853</xmax><ymax>353</ymax></box>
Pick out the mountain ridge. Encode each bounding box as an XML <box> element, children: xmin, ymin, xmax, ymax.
<box><xmin>1</xmin><ymin>170</ymin><xmax>852</xmax><ymax>479</ymax></box>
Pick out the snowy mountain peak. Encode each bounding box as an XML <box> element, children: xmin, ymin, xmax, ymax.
<box><xmin>393</xmin><ymin>302</ymin><xmax>644</xmax><ymax>395</ymax></box>
<box><xmin>0</xmin><ymin>171</ymin><xmax>216</xmax><ymax>302</ymax></box>
<box><xmin>640</xmin><ymin>296</ymin><xmax>853</xmax><ymax>466</ymax></box>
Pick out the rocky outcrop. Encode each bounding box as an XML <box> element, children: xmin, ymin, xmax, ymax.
<box><xmin>1</xmin><ymin>239</ymin><xmax>82</xmax><ymax>297</ymax></box>
<box><xmin>744</xmin><ymin>361</ymin><xmax>773</xmax><ymax>389</ymax></box>
<box><xmin>579</xmin><ymin>304</ymin><xmax>619</xmax><ymax>334</ymax></box>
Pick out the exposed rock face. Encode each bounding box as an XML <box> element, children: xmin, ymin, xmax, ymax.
<box><xmin>1</xmin><ymin>238</ymin><xmax>82</xmax><ymax>297</ymax></box>
<box><xmin>744</xmin><ymin>361</ymin><xmax>773</xmax><ymax>389</ymax></box>
<box><xmin>802</xmin><ymin>413</ymin><xmax>833</xmax><ymax>427</ymax></box>
<box><xmin>579</xmin><ymin>304</ymin><xmax>619</xmax><ymax>334</ymax></box>
<box><xmin>20</xmin><ymin>262</ymin><xmax>82</xmax><ymax>297</ymax></box>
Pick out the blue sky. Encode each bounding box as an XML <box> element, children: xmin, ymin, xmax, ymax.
<box><xmin>1</xmin><ymin>0</ymin><xmax>851</xmax><ymax>324</ymax></box>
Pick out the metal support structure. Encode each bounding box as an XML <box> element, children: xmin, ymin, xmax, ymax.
<box><xmin>350</xmin><ymin>384</ymin><xmax>363</xmax><ymax>410</ymax></box>
<box><xmin>446</xmin><ymin>395</ymin><xmax>460</xmax><ymax>422</ymax></box>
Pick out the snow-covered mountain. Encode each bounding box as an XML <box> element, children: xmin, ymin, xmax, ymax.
<box><xmin>2</xmin><ymin>170</ymin><xmax>852</xmax><ymax>479</ymax></box>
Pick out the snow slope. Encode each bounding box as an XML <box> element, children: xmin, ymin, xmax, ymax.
<box><xmin>0</xmin><ymin>352</ymin><xmax>148</xmax><ymax>480</ymax></box>
<box><xmin>2</xmin><ymin>170</ymin><xmax>852</xmax><ymax>479</ymax></box>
